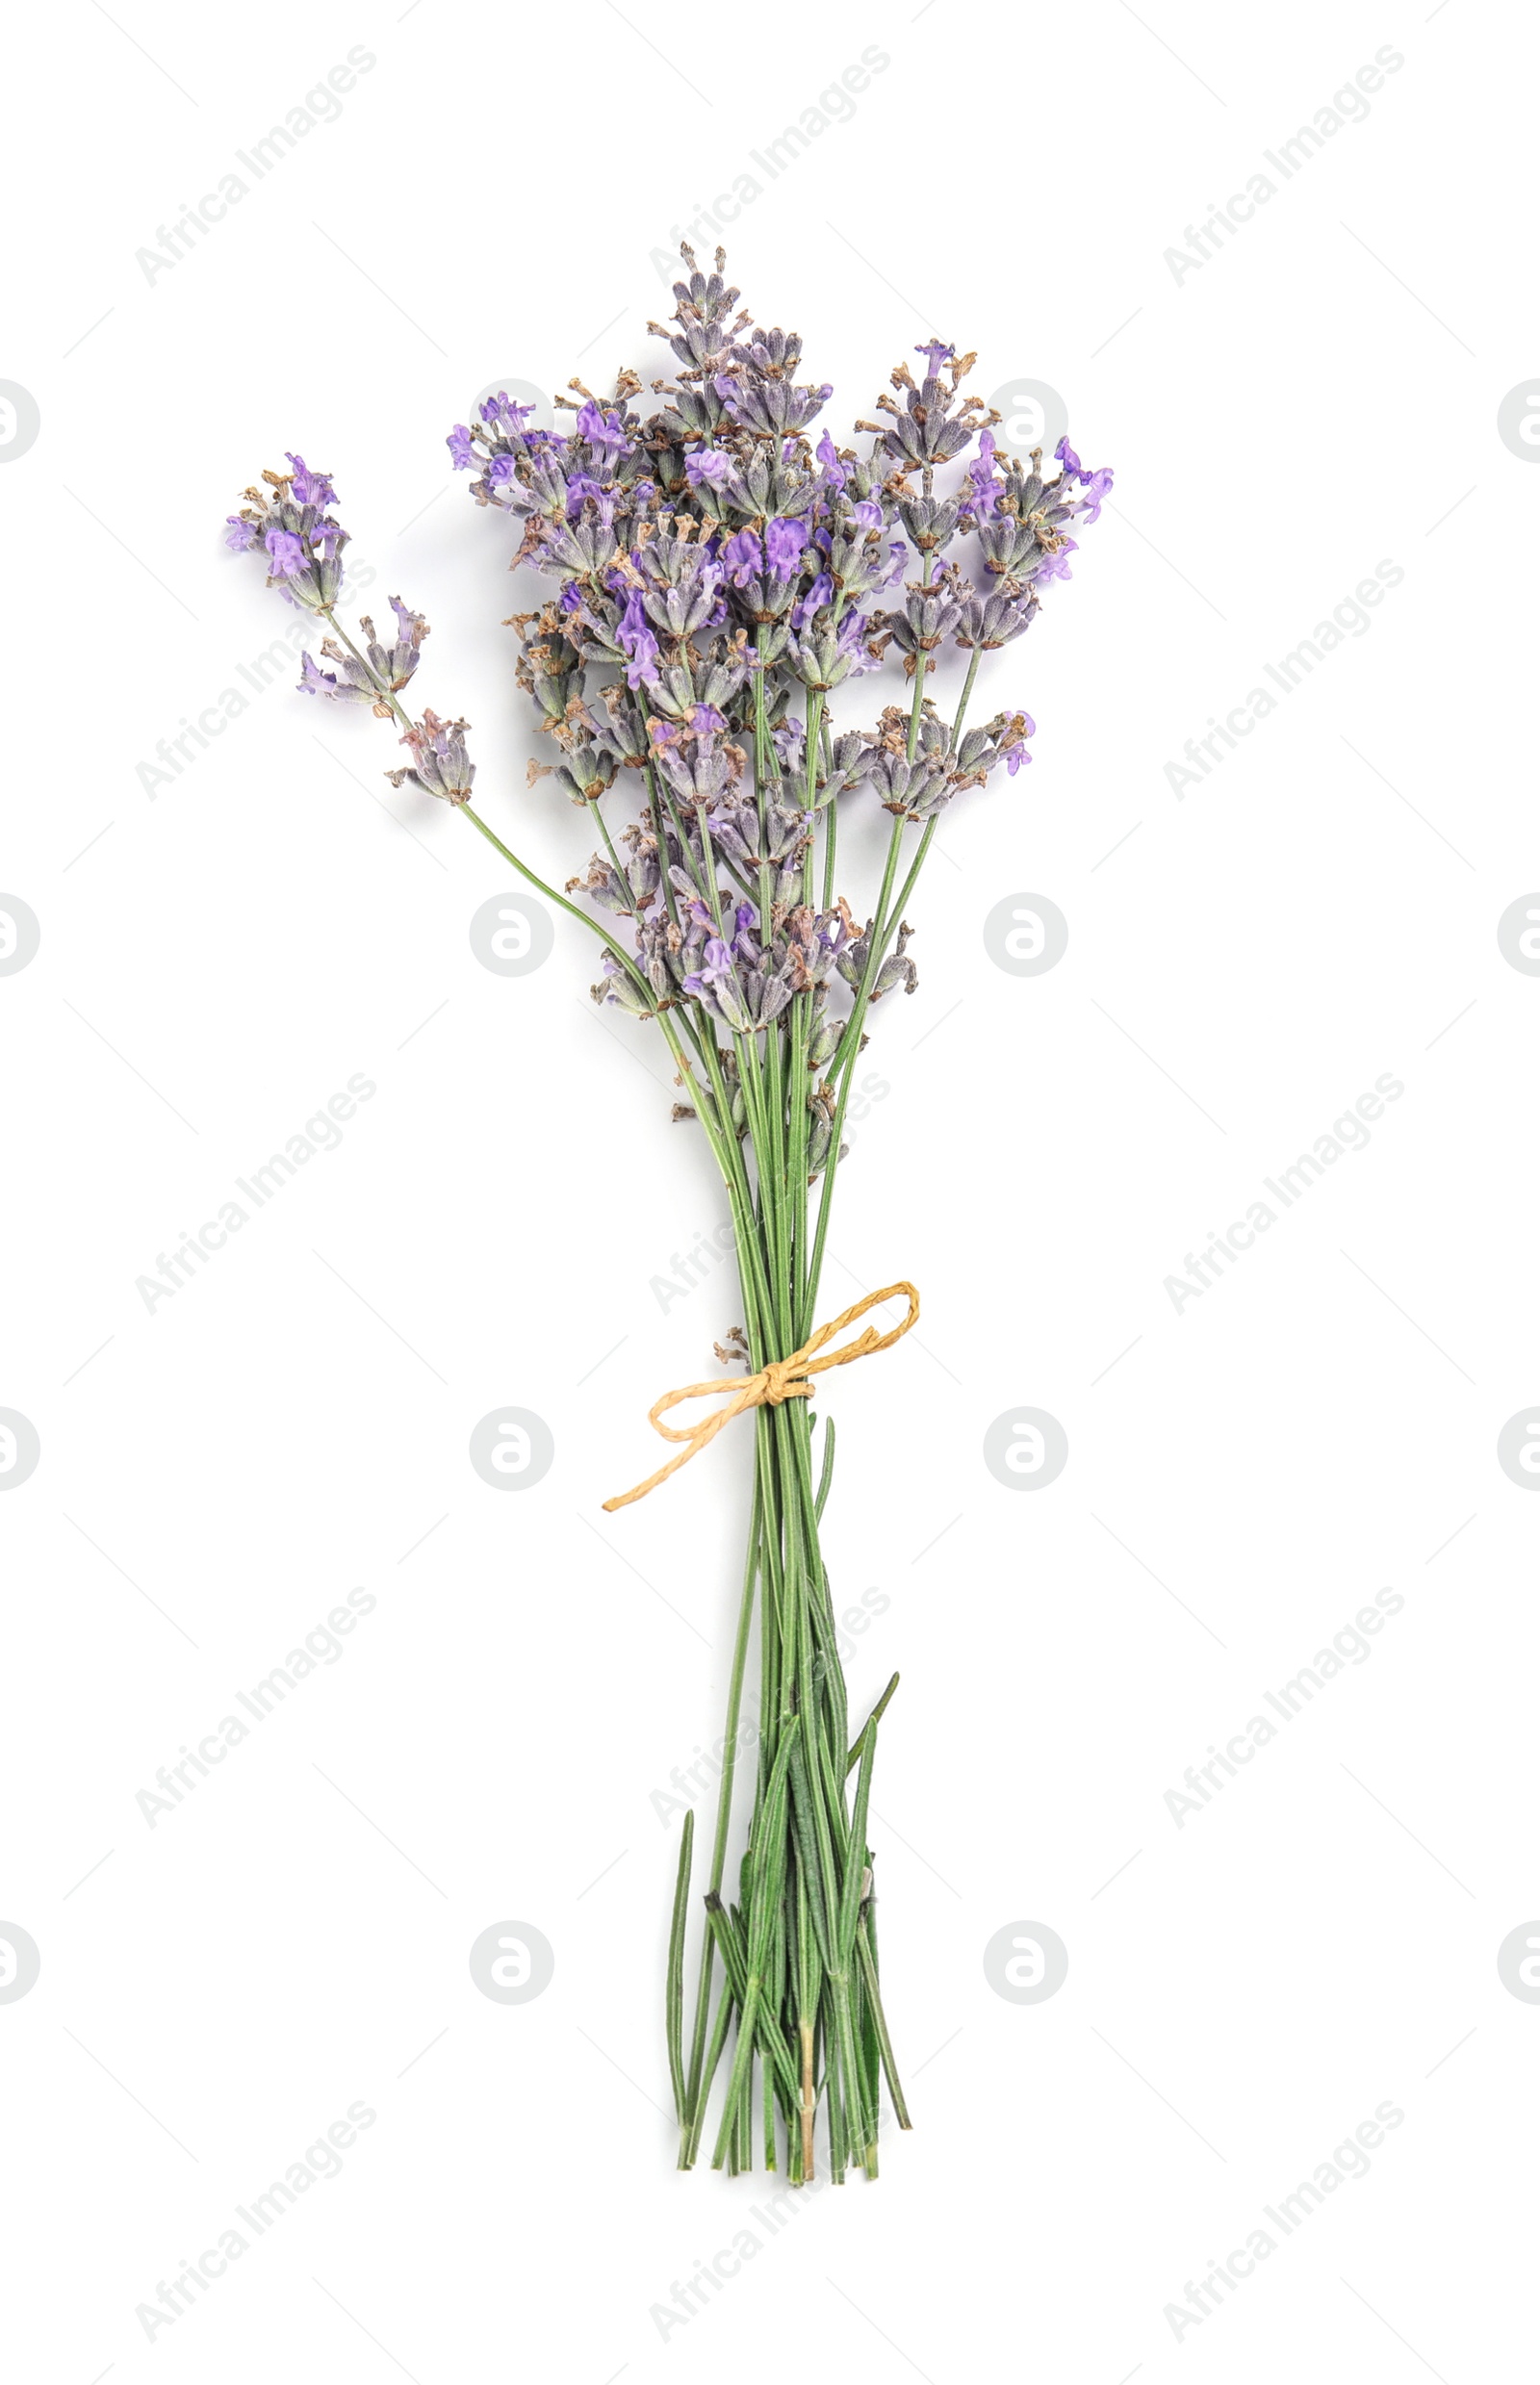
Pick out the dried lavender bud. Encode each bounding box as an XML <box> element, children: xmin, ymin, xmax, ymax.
<box><xmin>384</xmin><ymin>710</ymin><xmax>475</xmax><ymax>806</ymax></box>
<box><xmin>872</xmin><ymin>920</ymin><xmax>917</xmax><ymax>999</ymax></box>
<box><xmin>812</xmin><ymin>732</ymin><xmax>880</xmax><ymax>808</ymax></box>
<box><xmin>883</xmin><ymin>574</ymin><xmax>966</xmax><ymax>670</ymax></box>
<box><xmin>299</xmin><ymin>599</ymin><xmax>428</xmax><ymax>710</ymax></box>
<box><xmin>866</xmin><ymin>345</ymin><xmax>988</xmax><ymax>467</ymax></box>
<box><xmin>807</xmin><ymin>1012</ymin><xmax>841</xmax><ymax>1069</ymax></box>
<box><xmin>956</xmin><ymin>584</ymin><xmax>1040</xmax><ymax>650</ymax></box>
<box><xmin>897</xmin><ymin>493</ymin><xmax>961</xmax><ymax>551</ymax></box>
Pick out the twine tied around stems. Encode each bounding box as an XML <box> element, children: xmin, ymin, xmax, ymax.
<box><xmin>602</xmin><ymin>1282</ymin><xmax>921</xmax><ymax>1513</ymax></box>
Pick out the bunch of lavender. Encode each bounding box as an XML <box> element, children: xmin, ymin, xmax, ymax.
<box><xmin>225</xmin><ymin>248</ymin><xmax>1110</xmax><ymax>2183</ymax></box>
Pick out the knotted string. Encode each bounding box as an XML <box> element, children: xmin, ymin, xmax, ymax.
<box><xmin>602</xmin><ymin>1281</ymin><xmax>920</xmax><ymax>1512</ymax></box>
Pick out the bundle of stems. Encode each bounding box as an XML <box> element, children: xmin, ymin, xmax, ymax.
<box><xmin>224</xmin><ymin>244</ymin><xmax>1109</xmax><ymax>2181</ymax></box>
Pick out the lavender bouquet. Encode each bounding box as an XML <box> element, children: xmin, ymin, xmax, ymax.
<box><xmin>225</xmin><ymin>247</ymin><xmax>1110</xmax><ymax>2183</ymax></box>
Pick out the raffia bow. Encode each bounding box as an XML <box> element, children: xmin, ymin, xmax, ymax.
<box><xmin>603</xmin><ymin>1281</ymin><xmax>921</xmax><ymax>1512</ymax></box>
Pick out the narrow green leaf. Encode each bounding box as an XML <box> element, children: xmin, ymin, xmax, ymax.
<box><xmin>667</xmin><ymin>1809</ymin><xmax>694</xmax><ymax>2126</ymax></box>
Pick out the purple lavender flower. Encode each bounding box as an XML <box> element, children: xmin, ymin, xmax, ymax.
<box><xmin>791</xmin><ymin>573</ymin><xmax>834</xmax><ymax>630</ymax></box>
<box><xmin>616</xmin><ymin>589</ymin><xmax>661</xmax><ymax>689</ymax></box>
<box><xmin>1004</xmin><ymin>713</ymin><xmax>1036</xmax><ymax>773</ymax></box>
<box><xmin>447</xmin><ymin>423</ymin><xmax>476</xmax><ymax>472</ymax></box>
<box><xmin>286</xmin><ymin>454</ymin><xmax>338</xmax><ymax>508</ymax></box>
<box><xmin>297</xmin><ymin>653</ymin><xmax>350</xmax><ymax>700</ymax></box>
<box><xmin>721</xmin><ymin>528</ymin><xmax>763</xmax><ymax>586</ymax></box>
<box><xmin>685</xmin><ymin>449</ymin><xmax>732</xmax><ymax>489</ymax></box>
<box><xmin>963</xmin><ymin>430</ymin><xmax>999</xmax><ymax>520</ymax></box>
<box><xmin>915</xmin><ymin>340</ymin><xmax>956</xmax><ymax>378</ymax></box>
<box><xmin>1051</xmin><ymin>435</ymin><xmax>1113</xmax><ymax>521</ymax></box>
<box><xmin>480</xmin><ymin>392</ymin><xmax>536</xmax><ymax>432</ymax></box>
<box><xmin>683</xmin><ymin>936</ymin><xmax>735</xmax><ymax>999</ymax></box>
<box><xmin>576</xmin><ymin>399</ymin><xmax>632</xmax><ymax>460</ymax></box>
<box><xmin>1077</xmin><ymin>467</ymin><xmax>1114</xmax><ymax>523</ymax></box>
<box><xmin>1035</xmin><ymin>541</ymin><xmax>1077</xmax><ymax>584</ymax></box>
<box><xmin>565</xmin><ymin>473</ymin><xmax>605</xmax><ymax>518</ymax></box>
<box><xmin>763</xmin><ymin>517</ymin><xmax>806</xmax><ymax>577</ymax></box>
<box><xmin>816</xmin><ymin>431</ymin><xmax>848</xmax><ymax>490</ymax></box>
<box><xmin>265</xmin><ymin>528</ymin><xmax>306</xmax><ymax>578</ymax></box>
<box><xmin>225</xmin><ymin>516</ymin><xmax>259</xmax><ymax>551</ymax></box>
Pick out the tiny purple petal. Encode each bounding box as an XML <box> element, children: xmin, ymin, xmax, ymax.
<box><xmin>791</xmin><ymin>573</ymin><xmax>834</xmax><ymax>629</ymax></box>
<box><xmin>1077</xmin><ymin>467</ymin><xmax>1114</xmax><ymax>524</ymax></box>
<box><xmin>285</xmin><ymin>453</ymin><xmax>337</xmax><ymax>507</ymax></box>
<box><xmin>763</xmin><ymin>517</ymin><xmax>806</xmax><ymax>577</ymax></box>
<box><xmin>721</xmin><ymin>527</ymin><xmax>762</xmax><ymax>586</ymax></box>
<box><xmin>265</xmin><ymin>528</ymin><xmax>306</xmax><ymax>578</ymax></box>
<box><xmin>576</xmin><ymin>398</ymin><xmax>632</xmax><ymax>461</ymax></box>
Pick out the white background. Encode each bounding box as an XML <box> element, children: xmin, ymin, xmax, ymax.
<box><xmin>4</xmin><ymin>0</ymin><xmax>1537</xmax><ymax>2376</ymax></box>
